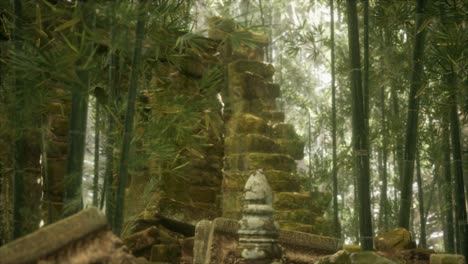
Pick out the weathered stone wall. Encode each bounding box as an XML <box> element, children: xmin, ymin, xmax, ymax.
<box><xmin>125</xmin><ymin>42</ymin><xmax>224</xmax><ymax>233</ymax></box>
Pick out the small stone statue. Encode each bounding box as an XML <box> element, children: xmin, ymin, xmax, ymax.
<box><xmin>237</xmin><ymin>169</ymin><xmax>282</xmax><ymax>264</ymax></box>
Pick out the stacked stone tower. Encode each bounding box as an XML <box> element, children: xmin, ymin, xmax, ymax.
<box><xmin>208</xmin><ymin>18</ymin><xmax>327</xmax><ymax>234</ymax></box>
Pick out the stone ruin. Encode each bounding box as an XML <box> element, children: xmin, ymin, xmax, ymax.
<box><xmin>1</xmin><ymin>16</ymin><xmax>465</xmax><ymax>264</ymax></box>
<box><xmin>118</xmin><ymin>16</ymin><xmax>336</xmax><ymax>262</ymax></box>
<box><xmin>0</xmin><ymin>208</ymin><xmax>142</xmax><ymax>264</ymax></box>
<box><xmin>0</xmin><ymin>171</ymin><xmax>341</xmax><ymax>264</ymax></box>
<box><xmin>0</xmin><ymin>167</ymin><xmax>466</xmax><ymax>264</ymax></box>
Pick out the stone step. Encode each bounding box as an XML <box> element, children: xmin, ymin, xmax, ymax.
<box><xmin>274</xmin><ymin>138</ymin><xmax>305</xmax><ymax>160</ymax></box>
<box><xmin>226</xmin><ymin>113</ymin><xmax>269</xmax><ymax>135</ymax></box>
<box><xmin>225</xmin><ymin>133</ymin><xmax>279</xmax><ymax>154</ymax></box>
<box><xmin>275</xmin><ymin>209</ymin><xmax>312</xmax><ymax>223</ymax></box>
<box><xmin>273</xmin><ymin>192</ymin><xmax>312</xmax><ymax>210</ymax></box>
<box><xmin>229</xmin><ymin>60</ymin><xmax>275</xmax><ymax>79</ymax></box>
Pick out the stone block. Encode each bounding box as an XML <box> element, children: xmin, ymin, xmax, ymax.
<box><xmin>226</xmin><ymin>114</ymin><xmax>269</xmax><ymax>135</ymax></box>
<box><xmin>275</xmin><ymin>138</ymin><xmax>305</xmax><ymax>160</ymax></box>
<box><xmin>229</xmin><ymin>60</ymin><xmax>275</xmax><ymax>79</ymax></box>
<box><xmin>251</xmin><ymin>98</ymin><xmax>277</xmax><ymax>112</ymax></box>
<box><xmin>375</xmin><ymin>228</ymin><xmax>415</xmax><ymax>252</ymax></box>
<box><xmin>225</xmin><ymin>153</ymin><xmax>296</xmax><ymax>171</ymax></box>
<box><xmin>177</xmin><ymin>54</ymin><xmax>205</xmax><ymax>78</ymax></box>
<box><xmin>225</xmin><ymin>134</ymin><xmax>279</xmax><ymax>154</ymax></box>
<box><xmin>159</xmin><ymin>198</ymin><xmax>218</xmax><ymax>227</ymax></box>
<box><xmin>150</xmin><ymin>244</ymin><xmax>180</xmax><ymax>263</ymax></box>
<box><xmin>350</xmin><ymin>251</ymin><xmax>397</xmax><ymax>264</ymax></box>
<box><xmin>271</xmin><ymin>123</ymin><xmax>299</xmax><ymax>139</ymax></box>
<box><xmin>316</xmin><ymin>250</ymin><xmax>350</xmax><ymax>264</ymax></box>
<box><xmin>430</xmin><ymin>254</ymin><xmax>465</xmax><ymax>264</ymax></box>
<box><xmin>0</xmin><ymin>208</ymin><xmax>125</xmax><ymax>264</ymax></box>
<box><xmin>193</xmin><ymin>220</ymin><xmax>213</xmax><ymax>264</ymax></box>
<box><xmin>124</xmin><ymin>226</ymin><xmax>159</xmax><ymax>253</ymax></box>
<box><xmin>178</xmin><ymin>169</ymin><xmax>222</xmax><ymax>187</ymax></box>
<box><xmin>188</xmin><ymin>186</ymin><xmax>219</xmax><ymax>203</ymax></box>
<box><xmin>261</xmin><ymin>111</ymin><xmax>285</xmax><ymax>123</ymax></box>
<box><xmin>274</xmin><ymin>192</ymin><xmax>312</xmax><ymax>210</ymax></box>
<box><xmin>275</xmin><ymin>209</ymin><xmax>312</xmax><ymax>223</ymax></box>
<box><xmin>49</xmin><ymin>116</ymin><xmax>69</xmax><ymax>138</ymax></box>
<box><xmin>180</xmin><ymin>237</ymin><xmax>195</xmax><ymax>264</ymax></box>
<box><xmin>242</xmin><ymin>72</ymin><xmax>281</xmax><ymax>99</ymax></box>
<box><xmin>47</xmin><ymin>101</ymin><xmax>71</xmax><ymax>115</ymax></box>
<box><xmin>46</xmin><ymin>141</ymin><xmax>68</xmax><ymax>159</ymax></box>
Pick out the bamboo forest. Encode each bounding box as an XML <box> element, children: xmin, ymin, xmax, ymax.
<box><xmin>0</xmin><ymin>0</ymin><xmax>466</xmax><ymax>263</ymax></box>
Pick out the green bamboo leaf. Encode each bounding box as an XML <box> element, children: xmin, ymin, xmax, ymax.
<box><xmin>417</xmin><ymin>19</ymin><xmax>431</xmax><ymax>34</ymax></box>
<box><xmin>59</xmin><ymin>32</ymin><xmax>78</xmax><ymax>53</ymax></box>
<box><xmin>54</xmin><ymin>18</ymin><xmax>80</xmax><ymax>32</ymax></box>
<box><xmin>415</xmin><ymin>83</ymin><xmax>428</xmax><ymax>98</ymax></box>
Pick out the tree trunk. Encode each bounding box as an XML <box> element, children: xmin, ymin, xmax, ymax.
<box><xmin>449</xmin><ymin>76</ymin><xmax>468</xmax><ymax>257</ymax></box>
<box><xmin>398</xmin><ymin>0</ymin><xmax>427</xmax><ymax>229</ymax></box>
<box><xmin>416</xmin><ymin>151</ymin><xmax>426</xmax><ymax>247</ymax></box>
<box><xmin>114</xmin><ymin>0</ymin><xmax>147</xmax><ymax>235</ymax></box>
<box><xmin>63</xmin><ymin>0</ymin><xmax>96</xmax><ymax>216</ymax></box>
<box><xmin>330</xmin><ymin>0</ymin><xmax>340</xmax><ymax>239</ymax></box>
<box><xmin>346</xmin><ymin>0</ymin><xmax>373</xmax><ymax>250</ymax></box>
<box><xmin>362</xmin><ymin>0</ymin><xmax>369</xmax><ymax>128</ymax></box>
<box><xmin>378</xmin><ymin>37</ymin><xmax>389</xmax><ymax>231</ymax></box>
<box><xmin>92</xmin><ymin>101</ymin><xmax>100</xmax><ymax>207</ymax></box>
<box><xmin>101</xmin><ymin>2</ymin><xmax>120</xmax><ymax>228</ymax></box>
<box><xmin>443</xmin><ymin>118</ymin><xmax>455</xmax><ymax>253</ymax></box>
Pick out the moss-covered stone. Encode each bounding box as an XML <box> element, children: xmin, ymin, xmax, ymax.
<box><xmin>208</xmin><ymin>17</ymin><xmax>237</xmax><ymax>40</ymax></box>
<box><xmin>375</xmin><ymin>228</ymin><xmax>415</xmax><ymax>252</ymax></box>
<box><xmin>188</xmin><ymin>186</ymin><xmax>219</xmax><ymax>204</ymax></box>
<box><xmin>274</xmin><ymin>138</ymin><xmax>305</xmax><ymax>160</ymax></box>
<box><xmin>243</xmin><ymin>72</ymin><xmax>281</xmax><ymax>99</ymax></box>
<box><xmin>159</xmin><ymin>198</ymin><xmax>217</xmax><ymax>226</ymax></box>
<box><xmin>179</xmin><ymin>56</ymin><xmax>205</xmax><ymax>78</ymax></box>
<box><xmin>343</xmin><ymin>244</ymin><xmax>361</xmax><ymax>253</ymax></box>
<box><xmin>225</xmin><ymin>134</ymin><xmax>279</xmax><ymax>154</ymax></box>
<box><xmin>275</xmin><ymin>209</ymin><xmax>312</xmax><ymax>223</ymax></box>
<box><xmin>229</xmin><ymin>60</ymin><xmax>275</xmax><ymax>79</ymax></box>
<box><xmin>47</xmin><ymin>141</ymin><xmax>68</xmax><ymax>159</ymax></box>
<box><xmin>261</xmin><ymin>111</ymin><xmax>285</xmax><ymax>123</ymax></box>
<box><xmin>150</xmin><ymin>244</ymin><xmax>181</xmax><ymax>262</ymax></box>
<box><xmin>350</xmin><ymin>252</ymin><xmax>397</xmax><ymax>264</ymax></box>
<box><xmin>49</xmin><ymin>116</ymin><xmax>69</xmax><ymax>138</ymax></box>
<box><xmin>430</xmin><ymin>254</ymin><xmax>465</xmax><ymax>264</ymax></box>
<box><xmin>309</xmin><ymin>191</ymin><xmax>332</xmax><ymax>215</ymax></box>
<box><xmin>250</xmin><ymin>98</ymin><xmax>277</xmax><ymax>112</ymax></box>
<box><xmin>225</xmin><ymin>153</ymin><xmax>296</xmax><ymax>171</ymax></box>
<box><xmin>226</xmin><ymin>114</ymin><xmax>269</xmax><ymax>135</ymax></box>
<box><xmin>271</xmin><ymin>123</ymin><xmax>300</xmax><ymax>139</ymax></box>
<box><xmin>274</xmin><ymin>192</ymin><xmax>312</xmax><ymax>210</ymax></box>
<box><xmin>316</xmin><ymin>250</ymin><xmax>350</xmax><ymax>264</ymax></box>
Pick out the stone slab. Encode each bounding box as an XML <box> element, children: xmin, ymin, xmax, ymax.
<box><xmin>225</xmin><ymin>133</ymin><xmax>279</xmax><ymax>154</ymax></box>
<box><xmin>159</xmin><ymin>198</ymin><xmax>218</xmax><ymax>227</ymax></box>
<box><xmin>0</xmin><ymin>207</ymin><xmax>108</xmax><ymax>264</ymax></box>
<box><xmin>430</xmin><ymin>254</ymin><xmax>466</xmax><ymax>264</ymax></box>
